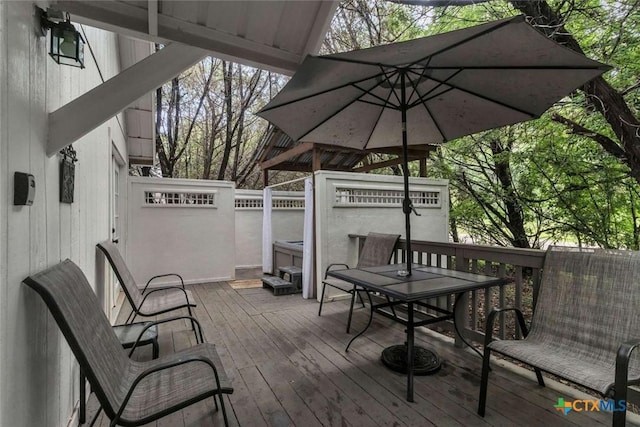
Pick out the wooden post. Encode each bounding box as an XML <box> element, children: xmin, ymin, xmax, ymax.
<box><xmin>312</xmin><ymin>148</ymin><xmax>322</xmax><ymax>172</ymax></box>
<box><xmin>419</xmin><ymin>157</ymin><xmax>427</xmax><ymax>177</ymax></box>
<box><xmin>311</xmin><ymin>147</ymin><xmax>322</xmax><ymax>299</ymax></box>
<box><xmin>263</xmin><ymin>169</ymin><xmax>269</xmax><ymax>187</ymax></box>
<box><xmin>454</xmin><ymin>252</ymin><xmax>470</xmax><ymax>348</ymax></box>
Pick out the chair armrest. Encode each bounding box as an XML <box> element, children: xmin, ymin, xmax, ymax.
<box><xmin>484</xmin><ymin>307</ymin><xmax>529</xmax><ymax>347</ymax></box>
<box><xmin>144</xmin><ymin>285</ymin><xmax>191</xmax><ymax>295</ymax></box>
<box><xmin>114</xmin><ymin>354</ymin><xmax>225</xmax><ymax>423</ymax></box>
<box><xmin>615</xmin><ymin>339</ymin><xmax>640</xmax><ymax>394</ymax></box>
<box><xmin>139</xmin><ymin>286</ymin><xmax>192</xmax><ymax>307</ymax></box>
<box><xmin>324</xmin><ymin>263</ymin><xmax>351</xmax><ymax>279</ymax></box>
<box><xmin>143</xmin><ymin>273</ymin><xmax>185</xmax><ymax>293</ymax></box>
<box><xmin>617</xmin><ymin>339</ymin><xmax>640</xmax><ymax>361</ymax></box>
<box><xmin>126</xmin><ymin>316</ymin><xmax>205</xmax><ymax>357</ymax></box>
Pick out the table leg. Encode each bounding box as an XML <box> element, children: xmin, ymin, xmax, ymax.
<box><xmin>453</xmin><ymin>292</ymin><xmax>469</xmax><ymax>348</ymax></box>
<box><xmin>407</xmin><ymin>302</ymin><xmax>414</xmax><ymax>402</ymax></box>
<box><xmin>346</xmin><ymin>290</ymin><xmax>374</xmax><ymax>352</ymax></box>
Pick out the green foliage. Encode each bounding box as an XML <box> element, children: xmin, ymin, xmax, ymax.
<box><xmin>419</xmin><ymin>0</ymin><xmax>640</xmax><ymax>249</ymax></box>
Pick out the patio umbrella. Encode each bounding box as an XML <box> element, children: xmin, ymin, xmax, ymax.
<box><xmin>257</xmin><ymin>15</ymin><xmax>609</xmax><ymax>276</ymax></box>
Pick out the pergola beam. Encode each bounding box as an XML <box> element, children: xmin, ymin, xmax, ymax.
<box><xmin>260</xmin><ymin>142</ymin><xmax>314</xmax><ymax>170</ymax></box>
<box><xmin>353</xmin><ymin>156</ymin><xmax>424</xmax><ymax>173</ymax></box>
<box><xmin>258</xmin><ymin>129</ymin><xmax>284</xmax><ymax>164</ymax></box>
<box><xmin>47</xmin><ymin>43</ymin><xmax>207</xmax><ymax>156</ymax></box>
<box><xmin>311</xmin><ymin>143</ymin><xmax>434</xmax><ymax>158</ymax></box>
<box><xmin>263</xmin><ymin>163</ymin><xmax>314</xmax><ymax>172</ymax></box>
<box><xmin>262</xmin><ymin>162</ymin><xmax>354</xmax><ymax>173</ymax></box>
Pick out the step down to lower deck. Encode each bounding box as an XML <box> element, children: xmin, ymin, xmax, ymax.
<box><xmin>278</xmin><ymin>266</ymin><xmax>302</xmax><ymax>288</ymax></box>
<box><xmin>262</xmin><ymin>275</ymin><xmax>301</xmax><ymax>296</ymax></box>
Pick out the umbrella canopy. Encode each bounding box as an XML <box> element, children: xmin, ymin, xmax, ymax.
<box><xmin>258</xmin><ymin>15</ymin><xmax>610</xmax><ymax>275</ymax></box>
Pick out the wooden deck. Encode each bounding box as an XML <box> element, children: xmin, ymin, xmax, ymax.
<box><xmin>83</xmin><ymin>280</ymin><xmax>640</xmax><ymax>427</ymax></box>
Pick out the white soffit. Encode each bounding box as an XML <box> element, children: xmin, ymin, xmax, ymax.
<box><xmin>53</xmin><ymin>0</ymin><xmax>339</xmax><ymax>75</ymax></box>
<box><xmin>120</xmin><ymin>36</ymin><xmax>155</xmax><ymax>165</ymax></box>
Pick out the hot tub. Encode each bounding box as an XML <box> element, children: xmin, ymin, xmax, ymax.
<box><xmin>273</xmin><ymin>240</ymin><xmax>303</xmax><ymax>273</ymax></box>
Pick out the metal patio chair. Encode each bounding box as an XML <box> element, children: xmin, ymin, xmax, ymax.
<box><xmin>97</xmin><ymin>241</ymin><xmax>196</xmax><ymax>326</ymax></box>
<box><xmin>318</xmin><ymin>232</ymin><xmax>399</xmax><ymax>332</ymax></box>
<box><xmin>478</xmin><ymin>246</ymin><xmax>640</xmax><ymax>427</ymax></box>
<box><xmin>23</xmin><ymin>259</ymin><xmax>233</xmax><ymax>427</ymax></box>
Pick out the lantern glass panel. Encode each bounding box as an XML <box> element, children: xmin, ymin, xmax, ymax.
<box><xmin>48</xmin><ymin>22</ymin><xmax>85</xmax><ymax>68</ymax></box>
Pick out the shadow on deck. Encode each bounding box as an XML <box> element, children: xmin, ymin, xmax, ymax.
<box><xmin>82</xmin><ymin>280</ymin><xmax>640</xmax><ymax>426</ymax></box>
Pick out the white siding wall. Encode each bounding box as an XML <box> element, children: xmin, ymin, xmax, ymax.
<box><xmin>127</xmin><ymin>186</ymin><xmax>305</xmax><ymax>275</ymax></box>
<box><xmin>314</xmin><ymin>171</ymin><xmax>449</xmax><ymax>300</ymax></box>
<box><xmin>128</xmin><ymin>177</ymin><xmax>237</xmax><ymax>285</ymax></box>
<box><xmin>235</xmin><ymin>189</ymin><xmax>305</xmax><ymax>268</ymax></box>
<box><xmin>0</xmin><ymin>3</ymin><xmax>127</xmax><ymax>426</ymax></box>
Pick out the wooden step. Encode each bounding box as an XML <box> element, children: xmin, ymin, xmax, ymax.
<box><xmin>278</xmin><ymin>266</ymin><xmax>303</xmax><ymax>288</ymax></box>
<box><xmin>261</xmin><ymin>275</ymin><xmax>301</xmax><ymax>296</ymax></box>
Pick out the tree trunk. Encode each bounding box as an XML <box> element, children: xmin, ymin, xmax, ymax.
<box><xmin>490</xmin><ymin>138</ymin><xmax>530</xmax><ymax>248</ymax></box>
<box><xmin>511</xmin><ymin>0</ymin><xmax>640</xmax><ymax>184</ymax></box>
<box><xmin>218</xmin><ymin>61</ymin><xmax>234</xmax><ymax>181</ymax></box>
<box><xmin>155</xmin><ymin>86</ymin><xmax>172</xmax><ymax>177</ymax></box>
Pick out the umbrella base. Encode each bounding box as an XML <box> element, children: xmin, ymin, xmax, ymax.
<box><xmin>381</xmin><ymin>344</ymin><xmax>441</xmax><ymax>375</ymax></box>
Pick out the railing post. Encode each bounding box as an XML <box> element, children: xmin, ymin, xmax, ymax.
<box><xmin>352</xmin><ymin>236</ymin><xmax>546</xmax><ymax>348</ymax></box>
<box><xmin>454</xmin><ymin>248</ymin><xmax>470</xmax><ymax>348</ymax></box>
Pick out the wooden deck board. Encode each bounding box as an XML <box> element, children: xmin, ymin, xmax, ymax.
<box><xmin>79</xmin><ymin>281</ymin><xmax>639</xmax><ymax>427</ymax></box>
<box><xmin>256</xmin><ymin>311</ymin><xmax>391</xmax><ymax>427</ymax></box>
<box><xmin>308</xmin><ymin>303</ymin><xmax>593</xmax><ymax>427</ymax></box>
<box><xmin>263</xmin><ymin>311</ymin><xmax>401</xmax><ymax>427</ymax></box>
<box><xmin>314</xmin><ymin>307</ymin><xmax>554</xmax><ymax>426</ymax></box>
<box><xmin>279</xmin><ymin>306</ymin><xmax>454</xmax><ymax>427</ymax></box>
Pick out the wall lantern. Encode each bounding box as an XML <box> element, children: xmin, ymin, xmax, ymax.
<box><xmin>37</xmin><ymin>6</ymin><xmax>85</xmax><ymax>69</ymax></box>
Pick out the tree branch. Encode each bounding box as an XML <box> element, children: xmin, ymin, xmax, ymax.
<box><xmin>510</xmin><ymin>0</ymin><xmax>640</xmax><ymax>184</ymax></box>
<box><xmin>622</xmin><ymin>79</ymin><xmax>640</xmax><ymax>97</ymax></box>
<box><xmin>551</xmin><ymin>113</ymin><xmax>626</xmax><ymax>160</ymax></box>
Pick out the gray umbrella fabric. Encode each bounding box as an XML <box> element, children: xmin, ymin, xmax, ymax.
<box><xmin>258</xmin><ymin>15</ymin><xmax>609</xmax><ymax>275</ymax></box>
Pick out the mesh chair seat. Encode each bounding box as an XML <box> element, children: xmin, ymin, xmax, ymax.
<box><xmin>137</xmin><ymin>289</ymin><xmax>196</xmax><ymax>316</ymax></box>
<box><xmin>318</xmin><ymin>232</ymin><xmax>399</xmax><ymax>332</ymax></box>
<box><xmin>121</xmin><ymin>344</ymin><xmax>232</xmax><ymax>421</ymax></box>
<box><xmin>478</xmin><ymin>247</ymin><xmax>640</xmax><ymax>427</ymax></box>
<box><xmin>490</xmin><ymin>339</ymin><xmax>625</xmax><ymax>396</ymax></box>
<box><xmin>97</xmin><ymin>241</ymin><xmax>195</xmax><ymax>323</ymax></box>
<box><xmin>23</xmin><ymin>259</ymin><xmax>233</xmax><ymax>427</ymax></box>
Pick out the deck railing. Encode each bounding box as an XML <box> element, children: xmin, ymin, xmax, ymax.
<box><xmin>352</xmin><ymin>235</ymin><xmax>546</xmax><ymax>347</ymax></box>
<box><xmin>352</xmin><ymin>235</ymin><xmax>640</xmax><ymax>405</ymax></box>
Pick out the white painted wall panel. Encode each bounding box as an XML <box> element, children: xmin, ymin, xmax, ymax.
<box><xmin>235</xmin><ymin>189</ymin><xmax>305</xmax><ymax>268</ymax></box>
<box><xmin>0</xmin><ymin>1</ymin><xmax>7</xmax><ymax>423</ymax></box>
<box><xmin>0</xmin><ymin>3</ymin><xmax>129</xmax><ymax>426</ymax></box>
<box><xmin>314</xmin><ymin>171</ymin><xmax>450</xmax><ymax>300</ymax></box>
<box><xmin>128</xmin><ymin>177</ymin><xmax>236</xmax><ymax>285</ymax></box>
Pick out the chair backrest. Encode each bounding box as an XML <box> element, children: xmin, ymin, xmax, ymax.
<box><xmin>23</xmin><ymin>259</ymin><xmax>129</xmax><ymax>416</ymax></box>
<box><xmin>97</xmin><ymin>241</ymin><xmax>143</xmax><ymax>309</ymax></box>
<box><xmin>529</xmin><ymin>246</ymin><xmax>640</xmax><ymax>369</ymax></box>
<box><xmin>356</xmin><ymin>232</ymin><xmax>400</xmax><ymax>268</ymax></box>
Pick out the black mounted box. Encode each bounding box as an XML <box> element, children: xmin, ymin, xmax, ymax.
<box><xmin>14</xmin><ymin>172</ymin><xmax>35</xmax><ymax>206</ymax></box>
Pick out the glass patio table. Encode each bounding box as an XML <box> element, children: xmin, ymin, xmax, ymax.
<box><xmin>326</xmin><ymin>263</ymin><xmax>509</xmax><ymax>402</ymax></box>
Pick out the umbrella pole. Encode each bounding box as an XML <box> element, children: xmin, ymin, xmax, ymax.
<box><xmin>402</xmin><ymin>143</ymin><xmax>412</xmax><ymax>276</ymax></box>
<box><xmin>400</xmin><ymin>71</ymin><xmax>412</xmax><ymax>276</ymax></box>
